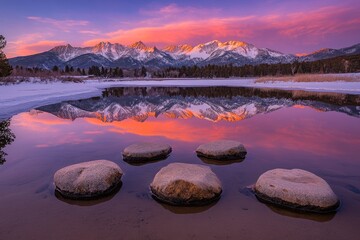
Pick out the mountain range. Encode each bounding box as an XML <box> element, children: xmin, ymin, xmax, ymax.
<box><xmin>37</xmin><ymin>86</ymin><xmax>360</xmax><ymax>123</ymax></box>
<box><xmin>9</xmin><ymin>40</ymin><xmax>360</xmax><ymax>69</ymax></box>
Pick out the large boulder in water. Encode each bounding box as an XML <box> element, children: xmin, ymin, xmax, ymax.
<box><xmin>54</xmin><ymin>160</ymin><xmax>123</xmax><ymax>199</ymax></box>
<box><xmin>122</xmin><ymin>142</ymin><xmax>172</xmax><ymax>163</ymax></box>
<box><xmin>196</xmin><ymin>140</ymin><xmax>247</xmax><ymax>160</ymax></box>
<box><xmin>254</xmin><ymin>168</ymin><xmax>339</xmax><ymax>212</ymax></box>
<box><xmin>150</xmin><ymin>163</ymin><xmax>222</xmax><ymax>206</ymax></box>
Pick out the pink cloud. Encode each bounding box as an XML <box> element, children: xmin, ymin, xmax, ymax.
<box><xmin>27</xmin><ymin>16</ymin><xmax>89</xmax><ymax>32</ymax></box>
<box><xmin>273</xmin><ymin>7</ymin><xmax>360</xmax><ymax>38</ymax></box>
<box><xmin>79</xmin><ymin>30</ymin><xmax>101</xmax><ymax>35</ymax></box>
<box><xmin>83</xmin><ymin>6</ymin><xmax>360</xmax><ymax>52</ymax></box>
<box><xmin>13</xmin><ymin>40</ymin><xmax>66</xmax><ymax>57</ymax></box>
<box><xmin>84</xmin><ymin>16</ymin><xmax>255</xmax><ymax>47</ymax></box>
<box><xmin>140</xmin><ymin>3</ymin><xmax>185</xmax><ymax>15</ymax></box>
<box><xmin>5</xmin><ymin>32</ymin><xmax>65</xmax><ymax>57</ymax></box>
<box><xmin>139</xmin><ymin>3</ymin><xmax>221</xmax><ymax>19</ymax></box>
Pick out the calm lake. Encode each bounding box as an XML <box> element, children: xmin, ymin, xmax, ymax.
<box><xmin>1</xmin><ymin>86</ymin><xmax>360</xmax><ymax>240</ymax></box>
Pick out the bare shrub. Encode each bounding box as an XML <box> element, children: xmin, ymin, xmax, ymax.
<box><xmin>256</xmin><ymin>74</ymin><xmax>360</xmax><ymax>83</ymax></box>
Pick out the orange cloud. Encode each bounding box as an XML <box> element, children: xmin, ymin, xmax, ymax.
<box><xmin>84</xmin><ymin>6</ymin><xmax>360</xmax><ymax>50</ymax></box>
<box><xmin>13</xmin><ymin>40</ymin><xmax>66</xmax><ymax>56</ymax></box>
<box><xmin>84</xmin><ymin>17</ymin><xmax>254</xmax><ymax>47</ymax></box>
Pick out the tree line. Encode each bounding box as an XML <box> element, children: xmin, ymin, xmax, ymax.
<box><xmin>153</xmin><ymin>54</ymin><xmax>360</xmax><ymax>78</ymax></box>
<box><xmin>8</xmin><ymin>54</ymin><xmax>360</xmax><ymax>79</ymax></box>
<box><xmin>11</xmin><ymin>65</ymin><xmax>148</xmax><ymax>78</ymax></box>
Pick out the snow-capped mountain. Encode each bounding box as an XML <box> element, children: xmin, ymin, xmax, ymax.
<box><xmin>8</xmin><ymin>40</ymin><xmax>360</xmax><ymax>69</ymax></box>
<box><xmin>37</xmin><ymin>86</ymin><xmax>360</xmax><ymax>123</ymax></box>
<box><xmin>300</xmin><ymin>43</ymin><xmax>360</xmax><ymax>62</ymax></box>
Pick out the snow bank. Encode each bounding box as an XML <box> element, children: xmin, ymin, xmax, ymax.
<box><xmin>113</xmin><ymin>79</ymin><xmax>360</xmax><ymax>94</ymax></box>
<box><xmin>1</xmin><ymin>78</ymin><xmax>360</xmax><ymax>120</ymax></box>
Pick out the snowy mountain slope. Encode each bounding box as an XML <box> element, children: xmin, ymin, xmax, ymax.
<box><xmin>8</xmin><ymin>52</ymin><xmax>63</xmax><ymax>70</ymax></box>
<box><xmin>8</xmin><ymin>41</ymin><xmax>359</xmax><ymax>69</ymax></box>
<box><xmin>300</xmin><ymin>43</ymin><xmax>360</xmax><ymax>62</ymax></box>
<box><xmin>49</xmin><ymin>44</ymin><xmax>92</xmax><ymax>61</ymax></box>
<box><xmin>66</xmin><ymin>53</ymin><xmax>113</xmax><ymax>68</ymax></box>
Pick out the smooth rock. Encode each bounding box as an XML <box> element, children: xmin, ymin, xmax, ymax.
<box><xmin>254</xmin><ymin>168</ymin><xmax>339</xmax><ymax>212</ymax></box>
<box><xmin>150</xmin><ymin>163</ymin><xmax>222</xmax><ymax>205</ymax></box>
<box><xmin>54</xmin><ymin>160</ymin><xmax>123</xmax><ymax>199</ymax></box>
<box><xmin>122</xmin><ymin>142</ymin><xmax>172</xmax><ymax>162</ymax></box>
<box><xmin>196</xmin><ymin>140</ymin><xmax>247</xmax><ymax>160</ymax></box>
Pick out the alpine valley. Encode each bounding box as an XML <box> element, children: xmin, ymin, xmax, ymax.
<box><xmin>9</xmin><ymin>40</ymin><xmax>360</xmax><ymax>69</ymax></box>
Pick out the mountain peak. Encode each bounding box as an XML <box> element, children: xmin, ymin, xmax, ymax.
<box><xmin>148</xmin><ymin>46</ymin><xmax>159</xmax><ymax>52</ymax></box>
<box><xmin>93</xmin><ymin>41</ymin><xmax>113</xmax><ymax>51</ymax></box>
<box><xmin>129</xmin><ymin>41</ymin><xmax>148</xmax><ymax>50</ymax></box>
<box><xmin>196</xmin><ymin>40</ymin><xmax>221</xmax><ymax>48</ymax></box>
<box><xmin>207</xmin><ymin>40</ymin><xmax>221</xmax><ymax>45</ymax></box>
<box><xmin>50</xmin><ymin>43</ymin><xmax>73</xmax><ymax>51</ymax></box>
<box><xmin>312</xmin><ymin>48</ymin><xmax>333</xmax><ymax>54</ymax></box>
<box><xmin>222</xmin><ymin>40</ymin><xmax>250</xmax><ymax>48</ymax></box>
<box><xmin>96</xmin><ymin>41</ymin><xmax>111</xmax><ymax>46</ymax></box>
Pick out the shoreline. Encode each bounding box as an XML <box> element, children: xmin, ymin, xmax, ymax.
<box><xmin>1</xmin><ymin>76</ymin><xmax>360</xmax><ymax>120</ymax></box>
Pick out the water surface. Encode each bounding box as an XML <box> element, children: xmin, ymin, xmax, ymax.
<box><xmin>0</xmin><ymin>86</ymin><xmax>359</xmax><ymax>240</ymax></box>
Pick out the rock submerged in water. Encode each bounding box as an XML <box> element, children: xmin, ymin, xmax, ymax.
<box><xmin>122</xmin><ymin>142</ymin><xmax>172</xmax><ymax>163</ymax></box>
<box><xmin>150</xmin><ymin>163</ymin><xmax>222</xmax><ymax>206</ymax></box>
<box><xmin>254</xmin><ymin>168</ymin><xmax>339</xmax><ymax>212</ymax></box>
<box><xmin>54</xmin><ymin>160</ymin><xmax>123</xmax><ymax>199</ymax></box>
<box><xmin>196</xmin><ymin>140</ymin><xmax>247</xmax><ymax>160</ymax></box>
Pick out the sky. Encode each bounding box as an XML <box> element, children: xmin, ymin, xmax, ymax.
<box><xmin>1</xmin><ymin>0</ymin><xmax>360</xmax><ymax>58</ymax></box>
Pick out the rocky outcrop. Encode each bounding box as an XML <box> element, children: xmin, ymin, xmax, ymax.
<box><xmin>254</xmin><ymin>168</ymin><xmax>339</xmax><ymax>212</ymax></box>
<box><xmin>54</xmin><ymin>160</ymin><xmax>123</xmax><ymax>199</ymax></box>
<box><xmin>122</xmin><ymin>142</ymin><xmax>172</xmax><ymax>163</ymax></box>
<box><xmin>150</xmin><ymin>163</ymin><xmax>222</xmax><ymax>206</ymax></box>
<box><xmin>196</xmin><ymin>140</ymin><xmax>247</xmax><ymax>160</ymax></box>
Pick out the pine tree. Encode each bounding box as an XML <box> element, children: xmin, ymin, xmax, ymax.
<box><xmin>141</xmin><ymin>66</ymin><xmax>147</xmax><ymax>77</ymax></box>
<box><xmin>118</xmin><ymin>68</ymin><xmax>124</xmax><ymax>78</ymax></box>
<box><xmin>0</xmin><ymin>35</ymin><xmax>12</xmax><ymax>77</ymax></box>
<box><xmin>65</xmin><ymin>65</ymin><xmax>70</xmax><ymax>73</ymax></box>
<box><xmin>52</xmin><ymin>65</ymin><xmax>59</xmax><ymax>72</ymax></box>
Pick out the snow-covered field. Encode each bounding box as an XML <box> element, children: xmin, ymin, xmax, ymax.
<box><xmin>1</xmin><ymin>77</ymin><xmax>360</xmax><ymax>120</ymax></box>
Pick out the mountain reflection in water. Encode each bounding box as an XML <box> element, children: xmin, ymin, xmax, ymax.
<box><xmin>37</xmin><ymin>86</ymin><xmax>360</xmax><ymax>123</ymax></box>
<box><xmin>1</xmin><ymin>86</ymin><xmax>360</xmax><ymax>240</ymax></box>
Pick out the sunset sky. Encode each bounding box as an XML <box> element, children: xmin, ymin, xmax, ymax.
<box><xmin>1</xmin><ymin>0</ymin><xmax>360</xmax><ymax>58</ymax></box>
